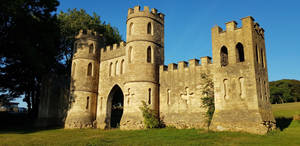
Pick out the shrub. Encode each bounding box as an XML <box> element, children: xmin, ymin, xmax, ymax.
<box><xmin>200</xmin><ymin>73</ymin><xmax>215</xmax><ymax>128</ymax></box>
<box><xmin>139</xmin><ymin>101</ymin><xmax>164</xmax><ymax>128</ymax></box>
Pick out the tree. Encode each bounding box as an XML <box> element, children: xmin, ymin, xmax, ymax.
<box><xmin>0</xmin><ymin>0</ymin><xmax>61</xmax><ymax>117</ymax></box>
<box><xmin>57</xmin><ymin>9</ymin><xmax>122</xmax><ymax>73</ymax></box>
<box><xmin>269</xmin><ymin>79</ymin><xmax>300</xmax><ymax>104</ymax></box>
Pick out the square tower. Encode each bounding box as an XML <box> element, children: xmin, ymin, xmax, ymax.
<box><xmin>210</xmin><ymin>16</ymin><xmax>275</xmax><ymax>134</ymax></box>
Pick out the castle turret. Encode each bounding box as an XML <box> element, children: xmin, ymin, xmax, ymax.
<box><xmin>65</xmin><ymin>30</ymin><xmax>104</xmax><ymax>128</ymax></box>
<box><xmin>210</xmin><ymin>16</ymin><xmax>275</xmax><ymax>134</ymax></box>
<box><xmin>120</xmin><ymin>6</ymin><xmax>165</xmax><ymax>129</ymax></box>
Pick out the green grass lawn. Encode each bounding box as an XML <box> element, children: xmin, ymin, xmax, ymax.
<box><xmin>272</xmin><ymin>102</ymin><xmax>300</xmax><ymax>118</ymax></box>
<box><xmin>0</xmin><ymin>102</ymin><xmax>299</xmax><ymax>146</ymax></box>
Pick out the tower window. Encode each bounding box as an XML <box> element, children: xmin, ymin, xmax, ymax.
<box><xmin>121</xmin><ymin>59</ymin><xmax>124</xmax><ymax>74</ymax></box>
<box><xmin>236</xmin><ymin>43</ymin><xmax>245</xmax><ymax>62</ymax></box>
<box><xmin>129</xmin><ymin>47</ymin><xmax>133</xmax><ymax>63</ymax></box>
<box><xmin>255</xmin><ymin>45</ymin><xmax>259</xmax><ymax>63</ymax></box>
<box><xmin>109</xmin><ymin>62</ymin><xmax>113</xmax><ymax>76</ymax></box>
<box><xmin>147</xmin><ymin>46</ymin><xmax>152</xmax><ymax>63</ymax></box>
<box><xmin>89</xmin><ymin>43</ymin><xmax>94</xmax><ymax>54</ymax></box>
<box><xmin>115</xmin><ymin>61</ymin><xmax>118</xmax><ymax>76</ymax></box>
<box><xmin>147</xmin><ymin>22</ymin><xmax>152</xmax><ymax>35</ymax></box>
<box><xmin>87</xmin><ymin>63</ymin><xmax>92</xmax><ymax>76</ymax></box>
<box><xmin>86</xmin><ymin>96</ymin><xmax>89</xmax><ymax>110</ymax></box>
<box><xmin>220</xmin><ymin>46</ymin><xmax>228</xmax><ymax>67</ymax></box>
<box><xmin>72</xmin><ymin>62</ymin><xmax>76</xmax><ymax>76</ymax></box>
<box><xmin>261</xmin><ymin>48</ymin><xmax>265</xmax><ymax>68</ymax></box>
<box><xmin>148</xmin><ymin>88</ymin><xmax>151</xmax><ymax>104</ymax></box>
<box><xmin>129</xmin><ymin>23</ymin><xmax>133</xmax><ymax>35</ymax></box>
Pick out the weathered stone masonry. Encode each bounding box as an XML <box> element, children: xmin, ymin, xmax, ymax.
<box><xmin>64</xmin><ymin>6</ymin><xmax>275</xmax><ymax>134</ymax></box>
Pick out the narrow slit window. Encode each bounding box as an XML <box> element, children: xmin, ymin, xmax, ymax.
<box><xmin>148</xmin><ymin>88</ymin><xmax>151</xmax><ymax>104</ymax></box>
<box><xmin>109</xmin><ymin>63</ymin><xmax>113</xmax><ymax>76</ymax></box>
<box><xmin>129</xmin><ymin>23</ymin><xmax>133</xmax><ymax>35</ymax></box>
<box><xmin>261</xmin><ymin>49</ymin><xmax>265</xmax><ymax>68</ymax></box>
<box><xmin>89</xmin><ymin>44</ymin><xmax>94</xmax><ymax>54</ymax></box>
<box><xmin>72</xmin><ymin>62</ymin><xmax>76</xmax><ymax>76</ymax></box>
<box><xmin>255</xmin><ymin>45</ymin><xmax>259</xmax><ymax>63</ymax></box>
<box><xmin>147</xmin><ymin>22</ymin><xmax>152</xmax><ymax>35</ymax></box>
<box><xmin>147</xmin><ymin>46</ymin><xmax>151</xmax><ymax>63</ymax></box>
<box><xmin>121</xmin><ymin>59</ymin><xmax>124</xmax><ymax>74</ymax></box>
<box><xmin>87</xmin><ymin>63</ymin><xmax>92</xmax><ymax>76</ymax></box>
<box><xmin>86</xmin><ymin>96</ymin><xmax>89</xmax><ymax>110</ymax></box>
<box><xmin>129</xmin><ymin>47</ymin><xmax>133</xmax><ymax>63</ymax></box>
<box><xmin>115</xmin><ymin>61</ymin><xmax>118</xmax><ymax>76</ymax></box>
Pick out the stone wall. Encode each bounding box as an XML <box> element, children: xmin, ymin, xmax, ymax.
<box><xmin>159</xmin><ymin>57</ymin><xmax>213</xmax><ymax>128</ymax></box>
<box><xmin>37</xmin><ymin>74</ymin><xmax>70</xmax><ymax>127</ymax></box>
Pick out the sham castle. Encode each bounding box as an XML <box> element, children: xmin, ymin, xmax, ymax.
<box><xmin>64</xmin><ymin>6</ymin><xmax>275</xmax><ymax>134</ymax></box>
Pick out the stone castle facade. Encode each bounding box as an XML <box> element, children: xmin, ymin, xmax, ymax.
<box><xmin>64</xmin><ymin>6</ymin><xmax>275</xmax><ymax>134</ymax></box>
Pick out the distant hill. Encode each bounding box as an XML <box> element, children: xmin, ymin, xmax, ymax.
<box><xmin>270</xmin><ymin>79</ymin><xmax>300</xmax><ymax>104</ymax></box>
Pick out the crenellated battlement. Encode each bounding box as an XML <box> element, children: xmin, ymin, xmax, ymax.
<box><xmin>100</xmin><ymin>41</ymin><xmax>126</xmax><ymax>61</ymax></box>
<box><xmin>212</xmin><ymin>16</ymin><xmax>264</xmax><ymax>39</ymax></box>
<box><xmin>75</xmin><ymin>29</ymin><xmax>102</xmax><ymax>39</ymax></box>
<box><xmin>127</xmin><ymin>6</ymin><xmax>164</xmax><ymax>23</ymax></box>
<box><xmin>160</xmin><ymin>57</ymin><xmax>212</xmax><ymax>72</ymax></box>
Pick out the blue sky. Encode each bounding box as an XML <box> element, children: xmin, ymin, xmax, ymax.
<box><xmin>16</xmin><ymin>0</ymin><xmax>300</xmax><ymax>107</ymax></box>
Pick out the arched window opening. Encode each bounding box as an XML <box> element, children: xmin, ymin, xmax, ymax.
<box><xmin>120</xmin><ymin>59</ymin><xmax>124</xmax><ymax>74</ymax></box>
<box><xmin>86</xmin><ymin>96</ymin><xmax>90</xmax><ymax>110</ymax></box>
<box><xmin>147</xmin><ymin>22</ymin><xmax>152</xmax><ymax>35</ymax></box>
<box><xmin>147</xmin><ymin>46</ymin><xmax>152</xmax><ymax>63</ymax></box>
<box><xmin>87</xmin><ymin>63</ymin><xmax>92</xmax><ymax>76</ymax></box>
<box><xmin>72</xmin><ymin>62</ymin><xmax>76</xmax><ymax>76</ymax></box>
<box><xmin>236</xmin><ymin>43</ymin><xmax>245</xmax><ymax>62</ymax></box>
<box><xmin>89</xmin><ymin>43</ymin><xmax>94</xmax><ymax>54</ymax></box>
<box><xmin>129</xmin><ymin>23</ymin><xmax>133</xmax><ymax>35</ymax></box>
<box><xmin>148</xmin><ymin>88</ymin><xmax>151</xmax><ymax>104</ymax></box>
<box><xmin>261</xmin><ymin>49</ymin><xmax>265</xmax><ymax>68</ymax></box>
<box><xmin>109</xmin><ymin>63</ymin><xmax>113</xmax><ymax>76</ymax></box>
<box><xmin>167</xmin><ymin>89</ymin><xmax>171</xmax><ymax>105</ymax></box>
<box><xmin>115</xmin><ymin>61</ymin><xmax>118</xmax><ymax>76</ymax></box>
<box><xmin>128</xmin><ymin>47</ymin><xmax>133</xmax><ymax>63</ymax></box>
<box><xmin>220</xmin><ymin>46</ymin><xmax>228</xmax><ymax>66</ymax></box>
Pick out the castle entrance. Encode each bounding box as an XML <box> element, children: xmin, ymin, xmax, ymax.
<box><xmin>107</xmin><ymin>85</ymin><xmax>124</xmax><ymax>128</ymax></box>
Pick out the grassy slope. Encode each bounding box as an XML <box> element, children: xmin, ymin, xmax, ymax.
<box><xmin>272</xmin><ymin>102</ymin><xmax>300</xmax><ymax>118</ymax></box>
<box><xmin>0</xmin><ymin>103</ymin><xmax>299</xmax><ymax>146</ymax></box>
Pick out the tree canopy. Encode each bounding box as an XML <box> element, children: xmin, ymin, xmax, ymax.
<box><xmin>270</xmin><ymin>79</ymin><xmax>300</xmax><ymax>104</ymax></box>
<box><xmin>58</xmin><ymin>8</ymin><xmax>122</xmax><ymax>72</ymax></box>
<box><xmin>0</xmin><ymin>1</ymin><xmax>122</xmax><ymax>118</ymax></box>
<box><xmin>0</xmin><ymin>0</ymin><xmax>61</xmax><ymax>116</ymax></box>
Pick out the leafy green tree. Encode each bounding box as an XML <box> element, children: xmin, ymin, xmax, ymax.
<box><xmin>0</xmin><ymin>0</ymin><xmax>61</xmax><ymax>117</ymax></box>
<box><xmin>270</xmin><ymin>79</ymin><xmax>300</xmax><ymax>104</ymax></box>
<box><xmin>57</xmin><ymin>9</ymin><xmax>122</xmax><ymax>72</ymax></box>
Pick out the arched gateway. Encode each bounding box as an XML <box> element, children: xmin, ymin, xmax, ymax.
<box><xmin>106</xmin><ymin>85</ymin><xmax>124</xmax><ymax>128</ymax></box>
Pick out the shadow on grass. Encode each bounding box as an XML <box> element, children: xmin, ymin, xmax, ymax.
<box><xmin>0</xmin><ymin>112</ymin><xmax>63</xmax><ymax>134</ymax></box>
<box><xmin>275</xmin><ymin>117</ymin><xmax>293</xmax><ymax>131</ymax></box>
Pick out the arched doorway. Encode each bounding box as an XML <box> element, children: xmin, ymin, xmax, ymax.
<box><xmin>107</xmin><ymin>85</ymin><xmax>124</xmax><ymax>128</ymax></box>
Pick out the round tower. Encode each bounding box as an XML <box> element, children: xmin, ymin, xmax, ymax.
<box><xmin>121</xmin><ymin>6</ymin><xmax>165</xmax><ymax>129</ymax></box>
<box><xmin>65</xmin><ymin>30</ymin><xmax>103</xmax><ymax>128</ymax></box>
